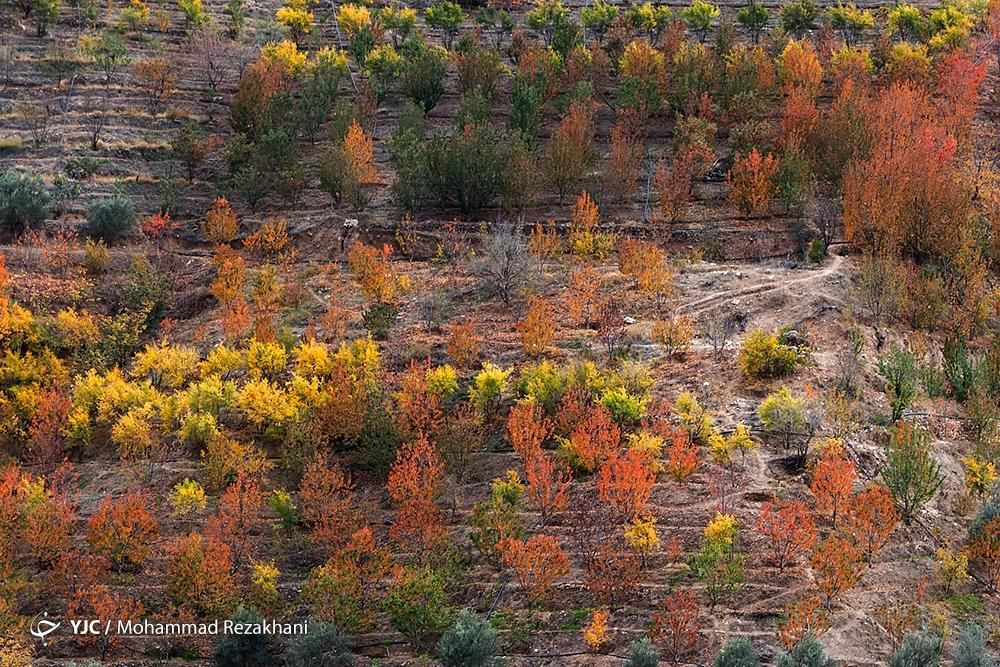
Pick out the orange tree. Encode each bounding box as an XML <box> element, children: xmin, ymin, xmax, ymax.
<box><xmin>86</xmin><ymin>490</ymin><xmax>158</xmax><ymax>573</ymax></box>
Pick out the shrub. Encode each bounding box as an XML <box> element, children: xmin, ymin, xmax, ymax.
<box><xmin>437</xmin><ymin>609</ymin><xmax>498</xmax><ymax>667</ymax></box>
<box><xmin>599</xmin><ymin>386</ymin><xmax>646</xmax><ymax>425</ymax></box>
<box><xmin>86</xmin><ymin>195</ymin><xmax>136</xmax><ymax>244</ymax></box>
<box><xmin>625</xmin><ymin>637</ymin><xmax>660</xmax><ymax>667</ymax></box>
<box><xmin>889</xmin><ymin>632</ymin><xmax>943</xmax><ymax>667</ymax></box>
<box><xmin>714</xmin><ymin>637</ymin><xmax>760</xmax><ymax>667</ymax></box>
<box><xmin>475</xmin><ymin>223</ymin><xmax>533</xmax><ymax>307</ymax></box>
<box><xmin>171</xmin><ymin>478</ymin><xmax>208</xmax><ymax>515</ymax></box>
<box><xmin>0</xmin><ymin>169</ymin><xmax>50</xmax><ymax>232</ymax></box>
<box><xmin>213</xmin><ymin>606</ymin><xmax>273</xmax><ymax>667</ymax></box>
<box><xmin>422</xmin><ymin>123</ymin><xmax>508</xmax><ymax>213</ymax></box>
<box><xmin>285</xmin><ymin>622</ymin><xmax>353</xmax><ymax>667</ymax></box>
<box><xmin>402</xmin><ymin>46</ymin><xmax>448</xmax><ymax>114</ymax></box>
<box><xmin>954</xmin><ymin>623</ymin><xmax>996</xmax><ymax>667</ymax></box>
<box><xmin>738</xmin><ymin>328</ymin><xmax>801</xmax><ymax>379</ymax></box>
<box><xmin>776</xmin><ymin>636</ymin><xmax>837</xmax><ymax>667</ymax></box>
<box><xmin>382</xmin><ymin>566</ymin><xmax>454</xmax><ymax>645</ymax></box>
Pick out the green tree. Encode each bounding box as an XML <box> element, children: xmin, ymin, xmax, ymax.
<box><xmin>90</xmin><ymin>31</ymin><xmax>130</xmax><ymax>86</ymax></box>
<box><xmin>876</xmin><ymin>346</ymin><xmax>919</xmax><ymax>422</ymax></box>
<box><xmin>736</xmin><ymin>0</ymin><xmax>769</xmax><ymax>43</ymax></box>
<box><xmin>682</xmin><ymin>0</ymin><xmax>720</xmax><ymax>41</ymax></box>
<box><xmin>581</xmin><ymin>0</ymin><xmax>618</xmax><ymax>41</ymax></box>
<box><xmin>779</xmin><ymin>0</ymin><xmax>819</xmax><ymax>36</ymax></box>
<box><xmin>881</xmin><ymin>421</ymin><xmax>943</xmax><ymax>525</ymax></box>
<box><xmin>425</xmin><ymin>1</ymin><xmax>465</xmax><ymax>49</ymax></box>
<box><xmin>402</xmin><ymin>46</ymin><xmax>448</xmax><ymax>114</ymax></box>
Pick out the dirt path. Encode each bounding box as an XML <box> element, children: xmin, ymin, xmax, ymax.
<box><xmin>677</xmin><ymin>253</ymin><xmax>848</xmax><ymax>319</ymax></box>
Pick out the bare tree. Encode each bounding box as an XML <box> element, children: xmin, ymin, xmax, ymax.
<box><xmin>17</xmin><ymin>101</ymin><xmax>52</xmax><ymax>148</ymax></box>
<box><xmin>0</xmin><ymin>46</ymin><xmax>16</xmax><ymax>90</ymax></box>
<box><xmin>192</xmin><ymin>27</ymin><xmax>233</xmax><ymax>103</ymax></box>
<box><xmin>856</xmin><ymin>251</ymin><xmax>902</xmax><ymax>338</ymax></box>
<box><xmin>475</xmin><ymin>222</ymin><xmax>533</xmax><ymax>307</ymax></box>
<box><xmin>83</xmin><ymin>92</ymin><xmax>108</xmax><ymax>150</ymax></box>
<box><xmin>597</xmin><ymin>300</ymin><xmax>628</xmax><ymax>363</ymax></box>
<box><xmin>700</xmin><ymin>308</ymin><xmax>745</xmax><ymax>360</ymax></box>
<box><xmin>814</xmin><ymin>199</ymin><xmax>840</xmax><ymax>249</ymax></box>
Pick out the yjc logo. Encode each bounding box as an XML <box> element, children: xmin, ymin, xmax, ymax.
<box><xmin>29</xmin><ymin>612</ymin><xmax>61</xmax><ymax>645</ymax></box>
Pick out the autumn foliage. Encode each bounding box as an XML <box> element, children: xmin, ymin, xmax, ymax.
<box><xmin>597</xmin><ymin>449</ymin><xmax>656</xmax><ymax>521</ymax></box>
<box><xmin>756</xmin><ymin>498</ymin><xmax>816</xmax><ymax>571</ymax></box>
<box><xmin>727</xmin><ymin>148</ymin><xmax>779</xmax><ymax>216</ymax></box>
<box><xmin>87</xmin><ymin>490</ymin><xmax>158</xmax><ymax>573</ymax></box>
<box><xmin>499</xmin><ymin>534</ymin><xmax>570</xmax><ymax>600</ymax></box>
<box><xmin>386</xmin><ymin>438</ymin><xmax>447</xmax><ymax>549</ymax></box>
<box><xmin>811</xmin><ymin>448</ymin><xmax>858</xmax><ymax>528</ymax></box>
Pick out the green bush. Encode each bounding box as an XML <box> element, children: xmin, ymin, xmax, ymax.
<box><xmin>363</xmin><ymin>303</ymin><xmax>399</xmax><ymax>340</ymax></box>
<box><xmin>213</xmin><ymin>606</ymin><xmax>274</xmax><ymax>667</ymax></box>
<box><xmin>624</xmin><ymin>636</ymin><xmax>660</xmax><ymax>667</ymax></box>
<box><xmin>402</xmin><ymin>46</ymin><xmax>448</xmax><ymax>114</ymax></box>
<box><xmin>0</xmin><ymin>169</ymin><xmax>50</xmax><ymax>232</ymax></box>
<box><xmin>382</xmin><ymin>565</ymin><xmax>454</xmax><ymax>645</ymax></box>
<box><xmin>738</xmin><ymin>328</ymin><xmax>801</xmax><ymax>379</ymax></box>
<box><xmin>805</xmin><ymin>238</ymin><xmax>826</xmax><ymax>265</ymax></box>
<box><xmin>889</xmin><ymin>631</ymin><xmax>943</xmax><ymax>667</ymax></box>
<box><xmin>86</xmin><ymin>194</ymin><xmax>136</xmax><ymax>243</ymax></box>
<box><xmin>437</xmin><ymin>609</ymin><xmax>498</xmax><ymax>667</ymax></box>
<box><xmin>714</xmin><ymin>637</ymin><xmax>760</xmax><ymax>667</ymax></box>
<box><xmin>421</xmin><ymin>123</ymin><xmax>508</xmax><ymax>213</ymax></box>
<box><xmin>285</xmin><ymin>621</ymin><xmax>353</xmax><ymax>667</ymax></box>
<box><xmin>599</xmin><ymin>386</ymin><xmax>646</xmax><ymax>425</ymax></box>
<box><xmin>954</xmin><ymin>623</ymin><xmax>996</xmax><ymax>667</ymax></box>
<box><xmin>776</xmin><ymin>636</ymin><xmax>836</xmax><ymax>667</ymax></box>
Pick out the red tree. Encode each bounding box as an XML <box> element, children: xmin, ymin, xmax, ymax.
<box><xmin>525</xmin><ymin>452</ymin><xmax>572</xmax><ymax>525</ymax></box>
<box><xmin>811</xmin><ymin>536</ymin><xmax>863</xmax><ymax>605</ymax></box>
<box><xmin>207</xmin><ymin>471</ymin><xmax>264</xmax><ymax>571</ymax></box>
<box><xmin>597</xmin><ymin>449</ymin><xmax>656</xmax><ymax>521</ymax></box>
<box><xmin>666</xmin><ymin>428</ymin><xmax>699</xmax><ymax>481</ymax></box>
<box><xmin>507</xmin><ymin>401</ymin><xmax>552</xmax><ymax>462</ymax></box>
<box><xmin>87</xmin><ymin>490</ymin><xmax>158</xmax><ymax>573</ymax></box>
<box><xmin>811</xmin><ymin>448</ymin><xmax>857</xmax><ymax>528</ymax></box>
<box><xmin>299</xmin><ymin>452</ymin><xmax>364</xmax><ymax>554</ymax></box>
<box><xmin>727</xmin><ymin>148</ymin><xmax>779</xmax><ymax>217</ymax></box>
<box><xmin>395</xmin><ymin>359</ymin><xmax>444</xmax><ymax>441</ymax></box>
<box><xmin>756</xmin><ymin>498</ymin><xmax>816</xmax><ymax>571</ymax></box>
<box><xmin>650</xmin><ymin>589</ymin><xmax>702</xmax><ymax>661</ymax></box>
<box><xmin>499</xmin><ymin>534</ymin><xmax>570</xmax><ymax>600</ymax></box>
<box><xmin>845</xmin><ymin>483</ymin><xmax>899</xmax><ymax>564</ymax></box>
<box><xmin>387</xmin><ymin>438</ymin><xmax>447</xmax><ymax>549</ymax></box>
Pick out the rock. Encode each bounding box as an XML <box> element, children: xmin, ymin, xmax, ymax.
<box><xmin>623</xmin><ymin>316</ymin><xmax>636</xmax><ymax>325</ymax></box>
<box><xmin>783</xmin><ymin>329</ymin><xmax>803</xmax><ymax>345</ymax></box>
